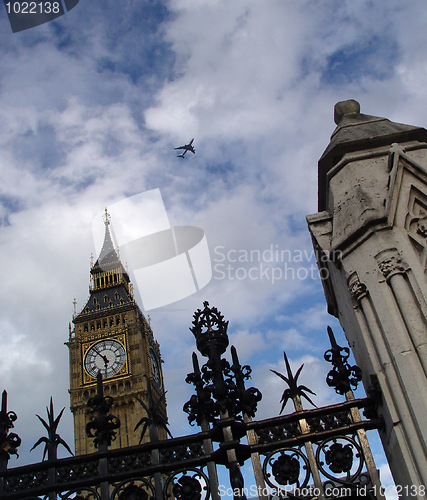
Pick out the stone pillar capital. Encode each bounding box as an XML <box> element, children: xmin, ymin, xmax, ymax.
<box><xmin>375</xmin><ymin>249</ymin><xmax>408</xmax><ymax>281</ymax></box>
<box><xmin>348</xmin><ymin>273</ymin><xmax>368</xmax><ymax>302</ymax></box>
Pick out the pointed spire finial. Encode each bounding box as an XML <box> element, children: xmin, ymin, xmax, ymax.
<box><xmin>103</xmin><ymin>208</ymin><xmax>110</xmax><ymax>227</ymax></box>
<box><xmin>72</xmin><ymin>298</ymin><xmax>77</xmax><ymax>318</ymax></box>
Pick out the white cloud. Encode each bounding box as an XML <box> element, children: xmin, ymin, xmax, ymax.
<box><xmin>228</xmin><ymin>329</ymin><xmax>265</xmax><ymax>361</ymax></box>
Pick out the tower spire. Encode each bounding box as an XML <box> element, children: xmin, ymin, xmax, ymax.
<box><xmin>92</xmin><ymin>210</ymin><xmax>122</xmax><ymax>273</ymax></box>
<box><xmin>68</xmin><ymin>210</ymin><xmax>167</xmax><ymax>455</ymax></box>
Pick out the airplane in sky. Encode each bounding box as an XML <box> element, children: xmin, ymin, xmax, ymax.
<box><xmin>174</xmin><ymin>138</ymin><xmax>195</xmax><ymax>158</ymax></box>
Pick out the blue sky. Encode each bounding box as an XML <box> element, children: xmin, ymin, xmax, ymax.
<box><xmin>2</xmin><ymin>0</ymin><xmax>427</xmax><ymax>494</ymax></box>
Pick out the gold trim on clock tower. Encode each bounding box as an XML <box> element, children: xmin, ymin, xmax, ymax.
<box><xmin>66</xmin><ymin>209</ymin><xmax>167</xmax><ymax>455</ymax></box>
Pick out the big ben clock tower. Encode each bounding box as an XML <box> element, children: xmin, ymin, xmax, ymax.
<box><xmin>67</xmin><ymin>210</ymin><xmax>167</xmax><ymax>455</ymax></box>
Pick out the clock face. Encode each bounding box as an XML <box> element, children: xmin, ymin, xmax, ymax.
<box><xmin>149</xmin><ymin>349</ymin><xmax>161</xmax><ymax>387</ymax></box>
<box><xmin>84</xmin><ymin>339</ymin><xmax>126</xmax><ymax>379</ymax></box>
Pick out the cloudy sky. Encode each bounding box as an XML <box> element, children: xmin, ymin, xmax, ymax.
<box><xmin>2</xmin><ymin>0</ymin><xmax>427</xmax><ymax>493</ymax></box>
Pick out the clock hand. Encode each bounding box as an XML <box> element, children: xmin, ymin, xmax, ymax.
<box><xmin>92</xmin><ymin>345</ymin><xmax>103</xmax><ymax>357</ymax></box>
<box><xmin>91</xmin><ymin>345</ymin><xmax>110</xmax><ymax>371</ymax></box>
<box><xmin>92</xmin><ymin>346</ymin><xmax>110</xmax><ymax>364</ymax></box>
<box><xmin>101</xmin><ymin>354</ymin><xmax>109</xmax><ymax>377</ymax></box>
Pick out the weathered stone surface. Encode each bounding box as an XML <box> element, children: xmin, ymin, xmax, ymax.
<box><xmin>307</xmin><ymin>101</ymin><xmax>427</xmax><ymax>497</ymax></box>
<box><xmin>318</xmin><ymin>99</ymin><xmax>427</xmax><ymax>211</ymax></box>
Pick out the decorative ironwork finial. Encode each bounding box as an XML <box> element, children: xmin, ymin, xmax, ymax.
<box><xmin>86</xmin><ymin>372</ymin><xmax>120</xmax><ymax>450</ymax></box>
<box><xmin>184</xmin><ymin>303</ymin><xmax>261</xmax><ymax>426</ymax></box>
<box><xmin>190</xmin><ymin>301</ymin><xmax>229</xmax><ymax>357</ymax></box>
<box><xmin>184</xmin><ymin>352</ymin><xmax>219</xmax><ymax>426</ymax></box>
<box><xmin>271</xmin><ymin>352</ymin><xmax>317</xmax><ymax>413</ymax></box>
<box><xmin>31</xmin><ymin>398</ymin><xmax>73</xmax><ymax>461</ymax></box>
<box><xmin>0</xmin><ymin>390</ymin><xmax>21</xmax><ymax>469</ymax></box>
<box><xmin>324</xmin><ymin>326</ymin><xmax>362</xmax><ymax>395</ymax></box>
<box><xmin>230</xmin><ymin>346</ymin><xmax>262</xmax><ymax>418</ymax></box>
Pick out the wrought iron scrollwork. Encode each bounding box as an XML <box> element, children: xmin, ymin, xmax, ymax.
<box><xmin>257</xmin><ymin>421</ymin><xmax>301</xmax><ymax>444</ymax></box>
<box><xmin>324</xmin><ymin>326</ymin><xmax>362</xmax><ymax>395</ymax></box>
<box><xmin>316</xmin><ymin>435</ymin><xmax>364</xmax><ymax>484</ymax></box>
<box><xmin>111</xmin><ymin>478</ymin><xmax>154</xmax><ymax>500</ymax></box>
<box><xmin>57</xmin><ymin>459</ymin><xmax>99</xmax><ymax>484</ymax></box>
<box><xmin>0</xmin><ymin>307</ymin><xmax>384</xmax><ymax>500</ymax></box>
<box><xmin>86</xmin><ymin>372</ymin><xmax>120</xmax><ymax>449</ymax></box>
<box><xmin>324</xmin><ymin>442</ymin><xmax>354</xmax><ymax>473</ymax></box>
<box><xmin>108</xmin><ymin>452</ymin><xmax>152</xmax><ymax>473</ymax></box>
<box><xmin>271</xmin><ymin>453</ymin><xmax>300</xmax><ymax>485</ymax></box>
<box><xmin>184</xmin><ymin>302</ymin><xmax>261</xmax><ymax>424</ymax></box>
<box><xmin>173</xmin><ymin>475</ymin><xmax>202</xmax><ymax>500</ymax></box>
<box><xmin>164</xmin><ymin>468</ymin><xmax>210</xmax><ymax>500</ymax></box>
<box><xmin>0</xmin><ymin>391</ymin><xmax>21</xmax><ymax>467</ymax></box>
<box><xmin>263</xmin><ymin>447</ymin><xmax>311</xmax><ymax>491</ymax></box>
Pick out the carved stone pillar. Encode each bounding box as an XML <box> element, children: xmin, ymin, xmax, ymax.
<box><xmin>307</xmin><ymin>100</ymin><xmax>427</xmax><ymax>495</ymax></box>
<box><xmin>376</xmin><ymin>248</ymin><xmax>427</xmax><ymax>377</ymax></box>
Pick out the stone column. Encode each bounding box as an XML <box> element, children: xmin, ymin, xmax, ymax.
<box><xmin>307</xmin><ymin>100</ymin><xmax>427</xmax><ymax>496</ymax></box>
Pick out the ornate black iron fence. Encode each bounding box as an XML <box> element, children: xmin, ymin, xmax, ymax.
<box><xmin>0</xmin><ymin>303</ymin><xmax>385</xmax><ymax>500</ymax></box>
